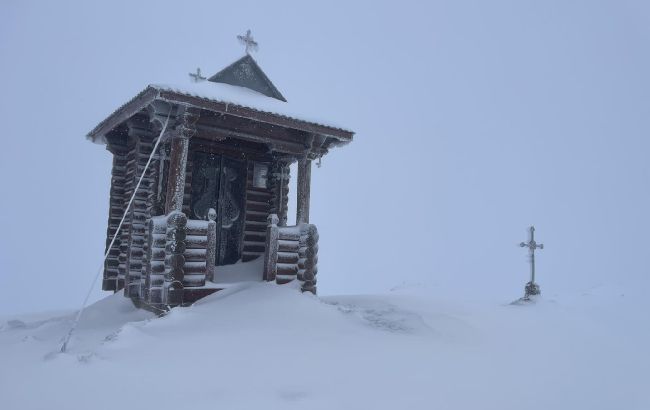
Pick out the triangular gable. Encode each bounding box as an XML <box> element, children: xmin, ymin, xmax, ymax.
<box><xmin>208</xmin><ymin>54</ymin><xmax>287</xmax><ymax>102</ymax></box>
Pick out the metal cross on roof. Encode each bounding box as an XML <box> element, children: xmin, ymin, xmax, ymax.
<box><xmin>238</xmin><ymin>29</ymin><xmax>258</xmax><ymax>54</ymax></box>
<box><xmin>189</xmin><ymin>67</ymin><xmax>206</xmax><ymax>83</ymax></box>
<box><xmin>520</xmin><ymin>226</ymin><xmax>544</xmax><ymax>298</ymax></box>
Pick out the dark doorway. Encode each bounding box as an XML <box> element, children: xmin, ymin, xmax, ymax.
<box><xmin>190</xmin><ymin>152</ymin><xmax>246</xmax><ymax>265</ymax></box>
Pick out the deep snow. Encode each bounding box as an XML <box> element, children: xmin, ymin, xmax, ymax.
<box><xmin>0</xmin><ymin>281</ymin><xmax>647</xmax><ymax>410</ymax></box>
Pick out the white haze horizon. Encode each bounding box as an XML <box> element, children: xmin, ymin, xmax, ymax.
<box><xmin>1</xmin><ymin>0</ymin><xmax>649</xmax><ymax>314</ymax></box>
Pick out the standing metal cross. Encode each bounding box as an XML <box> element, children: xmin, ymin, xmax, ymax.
<box><xmin>237</xmin><ymin>29</ymin><xmax>259</xmax><ymax>54</ymax></box>
<box><xmin>189</xmin><ymin>67</ymin><xmax>206</xmax><ymax>82</ymax></box>
<box><xmin>520</xmin><ymin>226</ymin><xmax>544</xmax><ymax>298</ymax></box>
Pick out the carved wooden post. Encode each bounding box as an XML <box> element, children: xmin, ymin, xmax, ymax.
<box><xmin>164</xmin><ymin>134</ymin><xmax>190</xmax><ymax>214</ymax></box>
<box><xmin>296</xmin><ymin>158</ymin><xmax>312</xmax><ymax>225</ymax></box>
<box><xmin>206</xmin><ymin>208</ymin><xmax>217</xmax><ymax>282</ymax></box>
<box><xmin>165</xmin><ymin>211</ymin><xmax>187</xmax><ymax>306</ymax></box>
<box><xmin>164</xmin><ymin>107</ymin><xmax>198</xmax><ymax>214</ymax></box>
<box><xmin>263</xmin><ymin>214</ymin><xmax>279</xmax><ymax>281</ymax></box>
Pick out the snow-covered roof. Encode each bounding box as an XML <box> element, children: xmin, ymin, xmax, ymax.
<box><xmin>87</xmin><ymin>79</ymin><xmax>353</xmax><ymax>144</ymax></box>
<box><xmin>154</xmin><ymin>80</ymin><xmax>348</xmax><ymax>131</ymax></box>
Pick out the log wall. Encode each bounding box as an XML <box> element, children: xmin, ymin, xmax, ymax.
<box><xmin>142</xmin><ymin>215</ymin><xmax>167</xmax><ymax>304</ymax></box>
<box><xmin>103</xmin><ymin>140</ymin><xmax>128</xmax><ymax>291</ymax></box>
<box><xmin>242</xmin><ymin>161</ymin><xmax>271</xmax><ymax>262</ymax></box>
<box><xmin>123</xmin><ymin>135</ymin><xmax>155</xmax><ymax>299</ymax></box>
<box><xmin>241</xmin><ymin>159</ymin><xmax>290</xmax><ymax>262</ymax></box>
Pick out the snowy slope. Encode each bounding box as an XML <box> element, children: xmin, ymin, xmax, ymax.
<box><xmin>0</xmin><ymin>282</ymin><xmax>648</xmax><ymax>410</ymax></box>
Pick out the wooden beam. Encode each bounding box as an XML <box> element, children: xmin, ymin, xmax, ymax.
<box><xmin>200</xmin><ymin>111</ymin><xmax>300</xmax><ymax>140</ymax></box>
<box><xmin>195</xmin><ymin>124</ymin><xmax>306</xmax><ymax>155</ymax></box>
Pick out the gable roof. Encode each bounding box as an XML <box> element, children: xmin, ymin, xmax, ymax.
<box><xmin>208</xmin><ymin>54</ymin><xmax>287</xmax><ymax>102</ymax></box>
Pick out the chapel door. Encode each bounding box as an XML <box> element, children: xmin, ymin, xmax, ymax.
<box><xmin>190</xmin><ymin>152</ymin><xmax>246</xmax><ymax>266</ymax></box>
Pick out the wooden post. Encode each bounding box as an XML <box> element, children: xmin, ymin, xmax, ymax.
<box><xmin>164</xmin><ymin>107</ymin><xmax>198</xmax><ymax>214</ymax></box>
<box><xmin>263</xmin><ymin>214</ymin><xmax>279</xmax><ymax>281</ymax></box>
<box><xmin>206</xmin><ymin>208</ymin><xmax>217</xmax><ymax>282</ymax></box>
<box><xmin>296</xmin><ymin>158</ymin><xmax>312</xmax><ymax>225</ymax></box>
<box><xmin>164</xmin><ymin>134</ymin><xmax>189</xmax><ymax>214</ymax></box>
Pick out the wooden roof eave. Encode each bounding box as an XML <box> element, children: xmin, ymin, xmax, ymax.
<box><xmin>156</xmin><ymin>90</ymin><xmax>354</xmax><ymax>142</ymax></box>
<box><xmin>86</xmin><ymin>87</ymin><xmax>160</xmax><ymax>144</ymax></box>
<box><xmin>87</xmin><ymin>86</ymin><xmax>354</xmax><ymax>146</ymax></box>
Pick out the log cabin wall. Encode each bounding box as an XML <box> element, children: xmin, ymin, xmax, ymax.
<box><xmin>123</xmin><ymin>136</ymin><xmax>154</xmax><ymax>298</ymax></box>
<box><xmin>142</xmin><ymin>215</ymin><xmax>167</xmax><ymax>304</ymax></box>
<box><xmin>103</xmin><ymin>138</ymin><xmax>128</xmax><ymax>291</ymax></box>
<box><xmin>242</xmin><ymin>158</ymin><xmax>290</xmax><ymax>262</ymax></box>
<box><xmin>116</xmin><ymin>138</ymin><xmax>135</xmax><ymax>293</ymax></box>
<box><xmin>140</xmin><ymin>141</ymin><xmax>169</xmax><ymax>303</ymax></box>
<box><xmin>242</xmin><ymin>160</ymin><xmax>273</xmax><ymax>261</ymax></box>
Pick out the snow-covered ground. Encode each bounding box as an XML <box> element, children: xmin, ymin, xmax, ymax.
<box><xmin>0</xmin><ymin>281</ymin><xmax>648</xmax><ymax>410</ymax></box>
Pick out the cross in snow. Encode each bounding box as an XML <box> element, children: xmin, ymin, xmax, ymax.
<box><xmin>520</xmin><ymin>226</ymin><xmax>544</xmax><ymax>298</ymax></box>
<box><xmin>238</xmin><ymin>29</ymin><xmax>258</xmax><ymax>54</ymax></box>
<box><xmin>189</xmin><ymin>67</ymin><xmax>206</xmax><ymax>82</ymax></box>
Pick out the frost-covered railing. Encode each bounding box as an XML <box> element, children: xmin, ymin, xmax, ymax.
<box><xmin>141</xmin><ymin>209</ymin><xmax>217</xmax><ymax>306</ymax></box>
<box><xmin>263</xmin><ymin>214</ymin><xmax>319</xmax><ymax>294</ymax></box>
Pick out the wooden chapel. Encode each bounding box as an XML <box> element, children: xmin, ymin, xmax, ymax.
<box><xmin>87</xmin><ymin>39</ymin><xmax>354</xmax><ymax>310</ymax></box>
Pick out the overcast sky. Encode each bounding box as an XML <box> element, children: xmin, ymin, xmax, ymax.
<box><xmin>1</xmin><ymin>0</ymin><xmax>649</xmax><ymax>314</ymax></box>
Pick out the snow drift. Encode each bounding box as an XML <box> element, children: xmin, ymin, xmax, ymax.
<box><xmin>0</xmin><ymin>282</ymin><xmax>648</xmax><ymax>410</ymax></box>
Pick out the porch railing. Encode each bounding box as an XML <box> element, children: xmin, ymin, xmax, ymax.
<box><xmin>141</xmin><ymin>209</ymin><xmax>217</xmax><ymax>306</ymax></box>
<box><xmin>138</xmin><ymin>210</ymin><xmax>317</xmax><ymax>308</ymax></box>
<box><xmin>263</xmin><ymin>214</ymin><xmax>319</xmax><ymax>294</ymax></box>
